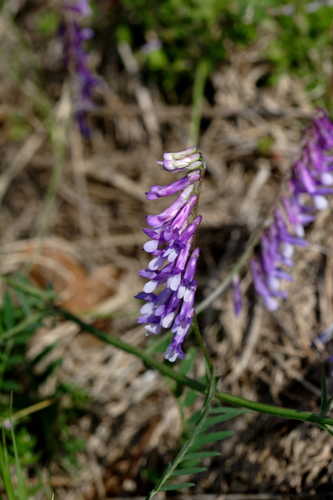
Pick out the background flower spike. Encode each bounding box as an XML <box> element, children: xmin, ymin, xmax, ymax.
<box><xmin>235</xmin><ymin>111</ymin><xmax>333</xmax><ymax>314</ymax></box>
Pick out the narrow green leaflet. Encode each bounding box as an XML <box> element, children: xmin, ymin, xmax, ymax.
<box><xmin>146</xmin><ymin>370</ymin><xmax>244</xmax><ymax>499</ymax></box>
<box><xmin>146</xmin><ymin>374</ymin><xmax>216</xmax><ymax>499</ymax></box>
<box><xmin>159</xmin><ymin>482</ymin><xmax>195</xmax><ymax>491</ymax></box>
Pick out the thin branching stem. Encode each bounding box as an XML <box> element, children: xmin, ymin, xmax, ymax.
<box><xmin>188</xmin><ymin>59</ymin><xmax>210</xmax><ymax>146</ymax></box>
<box><xmin>50</xmin><ymin>305</ymin><xmax>333</xmax><ymax>427</ymax></box>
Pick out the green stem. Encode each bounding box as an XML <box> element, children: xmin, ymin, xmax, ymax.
<box><xmin>189</xmin><ymin>60</ymin><xmax>210</xmax><ymax>146</ymax></box>
<box><xmin>51</xmin><ymin>306</ymin><xmax>333</xmax><ymax>427</ymax></box>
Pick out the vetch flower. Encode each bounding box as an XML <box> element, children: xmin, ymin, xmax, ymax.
<box><xmin>136</xmin><ymin>148</ymin><xmax>206</xmax><ymax>362</ymax></box>
<box><xmin>61</xmin><ymin>0</ymin><xmax>98</xmax><ymax>136</ymax></box>
<box><xmin>235</xmin><ymin>110</ymin><xmax>333</xmax><ymax>312</ymax></box>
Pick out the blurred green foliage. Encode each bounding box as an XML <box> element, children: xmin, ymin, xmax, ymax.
<box><xmin>111</xmin><ymin>0</ymin><xmax>333</xmax><ymax>102</ymax></box>
<box><xmin>36</xmin><ymin>10</ymin><xmax>61</xmax><ymax>36</ymax></box>
<box><xmin>0</xmin><ymin>279</ymin><xmax>88</xmax><ymax>493</ymax></box>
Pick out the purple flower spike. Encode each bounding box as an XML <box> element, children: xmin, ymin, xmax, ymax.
<box><xmin>136</xmin><ymin>147</ymin><xmax>205</xmax><ymax>361</ymax></box>
<box><xmin>61</xmin><ymin>0</ymin><xmax>98</xmax><ymax>137</ymax></box>
<box><xmin>240</xmin><ymin>111</ymin><xmax>333</xmax><ymax>313</ymax></box>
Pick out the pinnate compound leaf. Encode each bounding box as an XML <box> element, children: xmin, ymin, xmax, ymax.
<box><xmin>146</xmin><ymin>374</ymin><xmax>216</xmax><ymax>498</ymax></box>
<box><xmin>147</xmin><ymin>358</ymin><xmax>246</xmax><ymax>498</ymax></box>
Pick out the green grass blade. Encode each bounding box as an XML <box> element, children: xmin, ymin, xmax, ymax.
<box><xmin>10</xmin><ymin>425</ymin><xmax>28</xmax><ymax>499</ymax></box>
<box><xmin>0</xmin><ymin>432</ymin><xmax>15</xmax><ymax>500</ymax></box>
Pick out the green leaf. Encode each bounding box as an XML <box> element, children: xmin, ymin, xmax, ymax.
<box><xmin>147</xmin><ymin>372</ymin><xmax>217</xmax><ymax>498</ymax></box>
<box><xmin>210</xmin><ymin>406</ymin><xmax>246</xmax><ymax>417</ymax></box>
<box><xmin>160</xmin><ymin>482</ymin><xmax>195</xmax><ymax>491</ymax></box>
<box><xmin>187</xmin><ymin>409</ymin><xmax>202</xmax><ymax>426</ymax></box>
<box><xmin>178</xmin><ymin>347</ymin><xmax>197</xmax><ymax>377</ymax></box>
<box><xmin>189</xmin><ymin>430</ymin><xmax>233</xmax><ymax>449</ymax></box>
<box><xmin>146</xmin><ymin>350</ymin><xmax>242</xmax><ymax>499</ymax></box>
<box><xmin>182</xmin><ymin>388</ymin><xmax>199</xmax><ymax>408</ymax></box>
<box><xmin>322</xmin><ymin>424</ymin><xmax>333</xmax><ymax>436</ymax></box>
<box><xmin>0</xmin><ymin>433</ymin><xmax>16</xmax><ymax>500</ymax></box>
<box><xmin>184</xmin><ymin>450</ymin><xmax>221</xmax><ymax>461</ymax></box>
<box><xmin>202</xmin><ymin>410</ymin><xmax>245</xmax><ymax>429</ymax></box>
<box><xmin>172</xmin><ymin>467</ymin><xmax>206</xmax><ymax>476</ymax></box>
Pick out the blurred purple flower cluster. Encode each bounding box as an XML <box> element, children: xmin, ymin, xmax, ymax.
<box><xmin>61</xmin><ymin>0</ymin><xmax>98</xmax><ymax>136</ymax></box>
<box><xmin>136</xmin><ymin>147</ymin><xmax>205</xmax><ymax>362</ymax></box>
<box><xmin>235</xmin><ymin>110</ymin><xmax>333</xmax><ymax>312</ymax></box>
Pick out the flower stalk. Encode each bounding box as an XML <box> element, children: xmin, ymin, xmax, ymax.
<box><xmin>51</xmin><ymin>304</ymin><xmax>333</xmax><ymax>428</ymax></box>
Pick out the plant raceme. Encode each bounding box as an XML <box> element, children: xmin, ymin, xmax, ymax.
<box><xmin>234</xmin><ymin>110</ymin><xmax>333</xmax><ymax>312</ymax></box>
<box><xmin>136</xmin><ymin>148</ymin><xmax>205</xmax><ymax>362</ymax></box>
<box><xmin>61</xmin><ymin>0</ymin><xmax>98</xmax><ymax>136</ymax></box>
<box><xmin>137</xmin><ymin>112</ymin><xmax>333</xmax><ymax>360</ymax></box>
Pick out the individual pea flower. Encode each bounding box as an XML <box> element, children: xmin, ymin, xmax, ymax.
<box><xmin>61</xmin><ymin>0</ymin><xmax>98</xmax><ymax>137</ymax></box>
<box><xmin>136</xmin><ymin>148</ymin><xmax>205</xmax><ymax>362</ymax></box>
<box><xmin>235</xmin><ymin>110</ymin><xmax>333</xmax><ymax>313</ymax></box>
